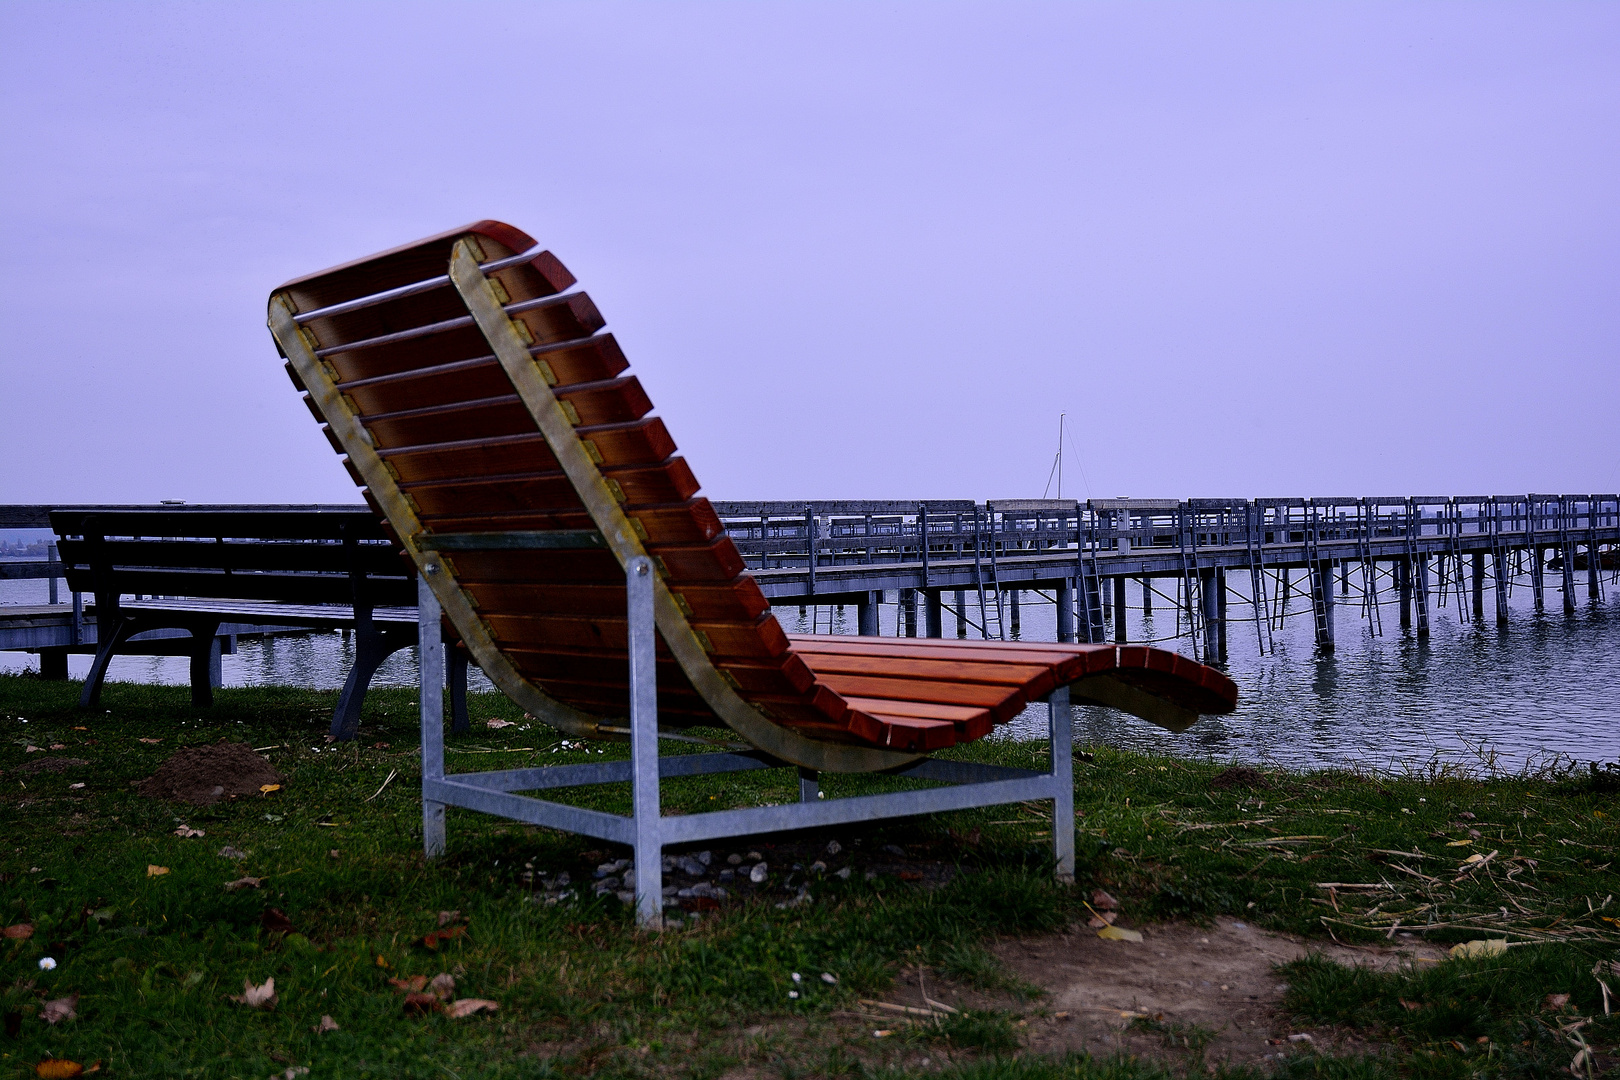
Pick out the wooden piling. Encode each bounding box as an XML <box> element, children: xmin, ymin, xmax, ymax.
<box><xmin>1113</xmin><ymin>576</ymin><xmax>1127</xmax><ymax>643</ymax></box>
<box><xmin>1009</xmin><ymin>589</ymin><xmax>1021</xmax><ymax>638</ymax></box>
<box><xmin>902</xmin><ymin>589</ymin><xmax>917</xmax><ymax>637</ymax></box>
<box><xmin>858</xmin><ymin>591</ymin><xmax>880</xmax><ymax>636</ymax></box>
<box><xmin>1493</xmin><ymin>550</ymin><xmax>1510</xmax><ymax>624</ymax></box>
<box><xmin>1056</xmin><ymin>578</ymin><xmax>1075</xmax><ymax>642</ymax></box>
<box><xmin>1472</xmin><ymin>554</ymin><xmax>1486</xmax><ymax>620</ymax></box>
<box><xmin>1141</xmin><ymin>577</ymin><xmax>1152</xmax><ymax>615</ymax></box>
<box><xmin>925</xmin><ymin>589</ymin><xmax>944</xmax><ymax>639</ymax></box>
<box><xmin>1398</xmin><ymin>558</ymin><xmax>1412</xmax><ymax>630</ymax></box>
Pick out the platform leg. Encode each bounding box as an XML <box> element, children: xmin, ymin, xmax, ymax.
<box><xmin>419</xmin><ymin>578</ymin><xmax>446</xmax><ymax>859</ymax></box>
<box><xmin>187</xmin><ymin>621</ymin><xmax>221</xmax><ymax>707</ymax></box>
<box><xmin>1048</xmin><ymin>686</ymin><xmax>1074</xmax><ymax>883</ymax></box>
<box><xmin>448</xmin><ymin>646</ymin><xmax>470</xmax><ymax>733</ymax></box>
<box><xmin>627</xmin><ymin>556</ymin><xmax>664</xmax><ymax>929</ymax></box>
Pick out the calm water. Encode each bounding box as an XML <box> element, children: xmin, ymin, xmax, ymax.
<box><xmin>4</xmin><ymin>565</ymin><xmax>1617</xmax><ymax>773</ymax></box>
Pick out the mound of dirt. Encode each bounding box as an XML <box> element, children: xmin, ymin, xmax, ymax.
<box><xmin>135</xmin><ymin>742</ymin><xmax>282</xmax><ymax>805</ymax></box>
<box><xmin>1209</xmin><ymin>766</ymin><xmax>1271</xmax><ymax>790</ymax></box>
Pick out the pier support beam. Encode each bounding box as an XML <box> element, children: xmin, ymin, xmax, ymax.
<box><xmin>857</xmin><ymin>591</ymin><xmax>880</xmax><ymax>636</ymax></box>
<box><xmin>1113</xmin><ymin>576</ymin><xmax>1128</xmax><ymax>643</ymax></box>
<box><xmin>1142</xmin><ymin>578</ymin><xmax>1152</xmax><ymax>615</ymax></box>
<box><xmin>1591</xmin><ymin>542</ymin><xmax>1603</xmax><ymax>599</ymax></box>
<box><xmin>1009</xmin><ymin>590</ymin><xmax>1021</xmax><ymax>638</ymax></box>
<box><xmin>1472</xmin><ymin>554</ymin><xmax>1486</xmax><ymax>621</ymax></box>
<box><xmin>954</xmin><ymin>589</ymin><xmax>967</xmax><ymax>637</ymax></box>
<box><xmin>1280</xmin><ymin>568</ymin><xmax>1291</xmax><ymax>607</ymax></box>
<box><xmin>1493</xmin><ymin>550</ymin><xmax>1510</xmax><ymax>624</ymax></box>
<box><xmin>1562</xmin><ymin>543</ymin><xmax>1577</xmax><ymax>614</ymax></box>
<box><xmin>1310</xmin><ymin>561</ymin><xmax>1335</xmax><ymax>651</ymax></box>
<box><xmin>1200</xmin><ymin>568</ymin><xmax>1221</xmax><ymax>661</ymax></box>
<box><xmin>1532</xmin><ymin>548</ymin><xmax>1545</xmax><ymax>612</ymax></box>
<box><xmin>902</xmin><ymin>589</ymin><xmax>917</xmax><ymax>637</ymax></box>
<box><xmin>1082</xmin><ymin>573</ymin><xmax>1105</xmax><ymax>644</ymax></box>
<box><xmin>1398</xmin><ymin>558</ymin><xmax>1412</xmax><ymax>630</ymax></box>
<box><xmin>924</xmin><ymin>589</ymin><xmax>943</xmax><ymax>639</ymax></box>
<box><xmin>1056</xmin><ymin>579</ymin><xmax>1075</xmax><ymax>643</ymax></box>
<box><xmin>1415</xmin><ymin>556</ymin><xmax>1430</xmax><ymax>637</ymax></box>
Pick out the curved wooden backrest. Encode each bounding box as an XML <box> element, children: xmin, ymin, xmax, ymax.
<box><xmin>268</xmin><ymin>223</ymin><xmax>1236</xmax><ymax>772</ymax></box>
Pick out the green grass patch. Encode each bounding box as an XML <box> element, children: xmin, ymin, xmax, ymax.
<box><xmin>1</xmin><ymin>672</ymin><xmax>1617</xmax><ymax>1078</ymax></box>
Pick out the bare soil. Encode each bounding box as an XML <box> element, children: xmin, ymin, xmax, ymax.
<box><xmin>990</xmin><ymin>917</ymin><xmax>1443</xmax><ymax>1068</ymax></box>
<box><xmin>134</xmin><ymin>741</ymin><xmax>283</xmax><ymax>805</ymax></box>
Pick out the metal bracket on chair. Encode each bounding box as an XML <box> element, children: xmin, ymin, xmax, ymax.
<box><xmin>417</xmin><ymin>558</ymin><xmax>1077</xmax><ymax>928</ymax></box>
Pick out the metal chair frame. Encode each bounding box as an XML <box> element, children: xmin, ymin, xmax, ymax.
<box><xmin>415</xmin><ymin>557</ymin><xmax>1076</xmax><ymax>928</ymax></box>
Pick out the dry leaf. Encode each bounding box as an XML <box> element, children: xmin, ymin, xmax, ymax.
<box><xmin>314</xmin><ymin>1014</ymin><xmax>339</xmax><ymax>1033</ymax></box>
<box><xmin>1097</xmin><ymin>925</ymin><xmax>1144</xmax><ymax>942</ymax></box>
<box><xmin>1445</xmin><ymin>839</ymin><xmax>1473</xmax><ymax>847</ymax></box>
<box><xmin>173</xmin><ymin>826</ymin><xmax>205</xmax><ymax>838</ymax></box>
<box><xmin>437</xmin><ymin>910</ymin><xmax>463</xmax><ymax>927</ymax></box>
<box><xmin>420</xmin><ymin>925</ymin><xmax>467</xmax><ymax>949</ymax></box>
<box><xmin>1461</xmin><ymin>853</ymin><xmax>1485</xmax><ymax>864</ymax></box>
<box><xmin>260</xmin><ymin>908</ymin><xmax>295</xmax><ymax>934</ymax></box>
<box><xmin>402</xmin><ymin>992</ymin><xmax>442</xmax><ymax>1014</ymax></box>
<box><xmin>2</xmin><ymin>923</ymin><xmax>34</xmax><ymax>940</ymax></box>
<box><xmin>446</xmin><ymin>998</ymin><xmax>499</xmax><ymax>1018</ymax></box>
<box><xmin>137</xmin><ymin>738</ymin><xmax>162</xmax><ymax>744</ymax></box>
<box><xmin>485</xmin><ymin>719</ymin><xmax>516</xmax><ymax>729</ymax></box>
<box><xmin>1544</xmin><ymin>993</ymin><xmax>1571</xmax><ymax>1009</ymax></box>
<box><xmin>259</xmin><ymin>784</ymin><xmax>281</xmax><ymax>795</ymax></box>
<box><xmin>375</xmin><ymin>954</ymin><xmax>391</xmax><ymax>969</ymax></box>
<box><xmin>49</xmin><ymin>744</ymin><xmax>66</xmax><ymax>751</ymax></box>
<box><xmin>146</xmin><ymin>865</ymin><xmax>169</xmax><ymax>877</ymax></box>
<box><xmin>223</xmin><ymin>877</ymin><xmax>263</xmax><ymax>891</ymax></box>
<box><xmin>41</xmin><ymin>996</ymin><xmax>77</xmax><ymax>1024</ymax></box>
<box><xmin>1091</xmin><ymin>889</ymin><xmax>1119</xmax><ymax>911</ymax></box>
<box><xmin>35</xmin><ymin>1060</ymin><xmax>84</xmax><ymax>1079</ymax></box>
<box><xmin>389</xmin><ymin>975</ymin><xmax>429</xmax><ymax>993</ymax></box>
<box><xmin>1448</xmin><ymin>938</ymin><xmax>1507</xmax><ymax>960</ymax></box>
<box><xmin>1399</xmin><ymin>998</ymin><xmax>1423</xmax><ymax>1011</ymax></box>
<box><xmin>228</xmin><ymin>977</ymin><xmax>277</xmax><ymax>1008</ymax></box>
<box><xmin>430</xmin><ymin>973</ymin><xmax>457</xmax><ymax>1001</ymax></box>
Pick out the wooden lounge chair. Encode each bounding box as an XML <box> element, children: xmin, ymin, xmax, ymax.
<box><xmin>267</xmin><ymin>221</ymin><xmax>1236</xmax><ymax>774</ymax></box>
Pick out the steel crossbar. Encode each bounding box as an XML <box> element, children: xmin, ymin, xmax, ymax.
<box><xmin>415</xmin><ymin>560</ymin><xmax>1076</xmax><ymax>927</ymax></box>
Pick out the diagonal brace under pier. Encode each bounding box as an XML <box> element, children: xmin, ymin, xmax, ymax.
<box><xmin>415</xmin><ymin>564</ymin><xmax>1076</xmax><ymax>928</ymax></box>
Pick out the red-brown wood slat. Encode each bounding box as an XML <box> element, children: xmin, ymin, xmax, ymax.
<box><xmin>378</xmin><ymin>417</ymin><xmax>673</xmax><ymax>483</ymax></box>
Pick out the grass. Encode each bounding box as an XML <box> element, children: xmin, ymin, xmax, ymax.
<box><xmin>1</xmin><ymin>671</ymin><xmax>1617</xmax><ymax>1078</ymax></box>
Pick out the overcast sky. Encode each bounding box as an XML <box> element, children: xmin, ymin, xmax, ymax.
<box><xmin>1</xmin><ymin>2</ymin><xmax>1615</xmax><ymax>506</ymax></box>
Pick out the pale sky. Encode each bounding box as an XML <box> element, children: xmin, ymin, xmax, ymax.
<box><xmin>2</xmin><ymin>2</ymin><xmax>1616</xmax><ymax>506</ymax></box>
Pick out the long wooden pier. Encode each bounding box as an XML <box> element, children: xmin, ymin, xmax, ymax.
<box><xmin>4</xmin><ymin>496</ymin><xmax>1616</xmax><ymax>674</ymax></box>
<box><xmin>710</xmin><ymin>495</ymin><xmax>1618</xmax><ymax>662</ymax></box>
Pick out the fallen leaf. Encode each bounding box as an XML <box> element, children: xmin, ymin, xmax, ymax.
<box><xmin>897</xmin><ymin>871</ymin><xmax>923</xmax><ymax>882</ymax></box>
<box><xmin>49</xmin><ymin>744</ymin><xmax>66</xmax><ymax>751</ymax></box>
<box><xmin>1544</xmin><ymin>993</ymin><xmax>1571</xmax><ymax>1009</ymax></box>
<box><xmin>1445</xmin><ymin>839</ymin><xmax>1473</xmax><ymax>847</ymax></box>
<box><xmin>2</xmin><ymin>923</ymin><xmax>34</xmax><ymax>940</ymax></box>
<box><xmin>1448</xmin><ymin>938</ymin><xmax>1508</xmax><ymax>960</ymax></box>
<box><xmin>223</xmin><ymin>877</ymin><xmax>263</xmax><ymax>891</ymax></box>
<box><xmin>430</xmin><ymin>973</ymin><xmax>457</xmax><ymax>1001</ymax></box>
<box><xmin>1461</xmin><ymin>853</ymin><xmax>1485</xmax><ymax>864</ymax></box>
<box><xmin>259</xmin><ymin>784</ymin><xmax>281</xmax><ymax>795</ymax></box>
<box><xmin>485</xmin><ymin>719</ymin><xmax>516</xmax><ymax>729</ymax></box>
<box><xmin>173</xmin><ymin>826</ymin><xmax>205</xmax><ymax>838</ymax></box>
<box><xmin>420</xmin><ymin>925</ymin><xmax>467</xmax><ymax>949</ymax></box>
<box><xmin>314</xmin><ymin>1014</ymin><xmax>339</xmax><ymax>1033</ymax></box>
<box><xmin>260</xmin><ymin>908</ymin><xmax>295</xmax><ymax>935</ymax></box>
<box><xmin>1399</xmin><ymin>998</ymin><xmax>1423</xmax><ymax>1011</ymax></box>
<box><xmin>228</xmin><ymin>977</ymin><xmax>277</xmax><ymax>1008</ymax></box>
<box><xmin>375</xmin><ymin>954</ymin><xmax>391</xmax><ymax>969</ymax></box>
<box><xmin>218</xmin><ymin>846</ymin><xmax>248</xmax><ymax>860</ymax></box>
<box><xmin>68</xmin><ymin>783</ymin><xmax>85</xmax><ymax>790</ymax></box>
<box><xmin>146</xmin><ymin>865</ymin><xmax>169</xmax><ymax>877</ymax></box>
<box><xmin>41</xmin><ymin>996</ymin><xmax>77</xmax><ymax>1024</ymax></box>
<box><xmin>446</xmin><ymin>998</ymin><xmax>499</xmax><ymax>1018</ymax></box>
<box><xmin>35</xmin><ymin>1060</ymin><xmax>84</xmax><ymax>1079</ymax></box>
<box><xmin>1091</xmin><ymin>889</ymin><xmax>1119</xmax><ymax>911</ymax></box>
<box><xmin>437</xmin><ymin>910</ymin><xmax>463</xmax><ymax>927</ymax></box>
<box><xmin>137</xmin><ymin>738</ymin><xmax>162</xmax><ymax>745</ymax></box>
<box><xmin>389</xmin><ymin>976</ymin><xmax>429</xmax><ymax>993</ymax></box>
<box><xmin>1097</xmin><ymin>925</ymin><xmax>1144</xmax><ymax>942</ymax></box>
<box><xmin>402</xmin><ymin>992</ymin><xmax>442</xmax><ymax>1014</ymax></box>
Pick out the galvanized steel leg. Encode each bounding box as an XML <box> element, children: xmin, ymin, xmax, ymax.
<box><xmin>798</xmin><ymin>767</ymin><xmax>819</xmax><ymax>802</ymax></box>
<box><xmin>627</xmin><ymin>556</ymin><xmax>664</xmax><ymax>929</ymax></box>
<box><xmin>1048</xmin><ymin>686</ymin><xmax>1074</xmax><ymax>882</ymax></box>
<box><xmin>419</xmin><ymin>576</ymin><xmax>446</xmax><ymax>859</ymax></box>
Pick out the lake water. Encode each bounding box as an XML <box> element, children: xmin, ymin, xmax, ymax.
<box><xmin>4</xmin><ymin>564</ymin><xmax>1616</xmax><ymax>774</ymax></box>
